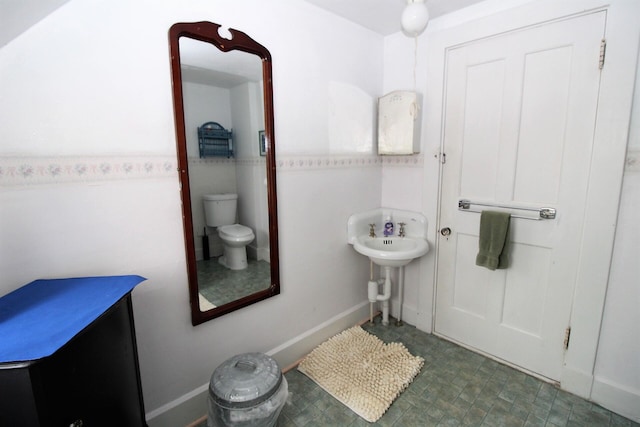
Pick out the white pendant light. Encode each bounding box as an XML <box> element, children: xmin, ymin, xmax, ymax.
<box><xmin>401</xmin><ymin>0</ymin><xmax>430</xmax><ymax>36</ymax></box>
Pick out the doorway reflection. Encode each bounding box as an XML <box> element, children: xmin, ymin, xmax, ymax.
<box><xmin>197</xmin><ymin>258</ymin><xmax>270</xmax><ymax>309</ymax></box>
<box><xmin>179</xmin><ymin>37</ymin><xmax>272</xmax><ymax>313</ymax></box>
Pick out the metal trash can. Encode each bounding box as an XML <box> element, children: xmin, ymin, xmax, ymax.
<box><xmin>208</xmin><ymin>353</ymin><xmax>288</xmax><ymax>427</ymax></box>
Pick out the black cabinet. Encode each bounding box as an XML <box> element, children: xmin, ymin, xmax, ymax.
<box><xmin>0</xmin><ymin>276</ymin><xmax>147</xmax><ymax>427</ymax></box>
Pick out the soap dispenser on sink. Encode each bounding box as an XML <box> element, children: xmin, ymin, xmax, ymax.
<box><xmin>383</xmin><ymin>215</ymin><xmax>394</xmax><ymax>237</ymax></box>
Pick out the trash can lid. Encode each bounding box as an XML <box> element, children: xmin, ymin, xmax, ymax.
<box><xmin>210</xmin><ymin>352</ymin><xmax>283</xmax><ymax>409</ymax></box>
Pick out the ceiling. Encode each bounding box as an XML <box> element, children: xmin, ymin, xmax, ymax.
<box><xmin>0</xmin><ymin>0</ymin><xmax>486</xmax><ymax>48</ymax></box>
<box><xmin>0</xmin><ymin>0</ymin><xmax>71</xmax><ymax>47</ymax></box>
<box><xmin>304</xmin><ymin>0</ymin><xmax>487</xmax><ymax>35</ymax></box>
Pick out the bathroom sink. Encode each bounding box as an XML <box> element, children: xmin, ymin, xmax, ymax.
<box><xmin>348</xmin><ymin>208</ymin><xmax>430</xmax><ymax>325</ymax></box>
<box><xmin>353</xmin><ymin>235</ymin><xmax>429</xmax><ymax>267</ymax></box>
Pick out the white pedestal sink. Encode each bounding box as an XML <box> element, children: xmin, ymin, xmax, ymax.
<box><xmin>347</xmin><ymin>208</ymin><xmax>430</xmax><ymax>325</ymax></box>
<box><xmin>352</xmin><ymin>235</ymin><xmax>429</xmax><ymax>267</ymax></box>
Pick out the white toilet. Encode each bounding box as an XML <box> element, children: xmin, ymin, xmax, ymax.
<box><xmin>203</xmin><ymin>193</ymin><xmax>255</xmax><ymax>270</ymax></box>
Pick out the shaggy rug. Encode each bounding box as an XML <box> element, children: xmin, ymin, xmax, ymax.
<box><xmin>297</xmin><ymin>325</ymin><xmax>424</xmax><ymax>422</ymax></box>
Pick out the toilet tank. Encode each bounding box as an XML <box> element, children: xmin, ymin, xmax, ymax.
<box><xmin>203</xmin><ymin>194</ymin><xmax>237</xmax><ymax>227</ymax></box>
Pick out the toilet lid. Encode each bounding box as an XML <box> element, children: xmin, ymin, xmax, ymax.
<box><xmin>218</xmin><ymin>224</ymin><xmax>254</xmax><ymax>238</ymax></box>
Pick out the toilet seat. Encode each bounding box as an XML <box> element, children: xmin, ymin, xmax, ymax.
<box><xmin>218</xmin><ymin>224</ymin><xmax>254</xmax><ymax>241</ymax></box>
<box><xmin>217</xmin><ymin>224</ymin><xmax>254</xmax><ymax>270</ymax></box>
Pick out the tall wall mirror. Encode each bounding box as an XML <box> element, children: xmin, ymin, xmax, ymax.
<box><xmin>169</xmin><ymin>22</ymin><xmax>279</xmax><ymax>325</ymax></box>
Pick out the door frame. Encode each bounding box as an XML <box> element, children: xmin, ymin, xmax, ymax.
<box><xmin>418</xmin><ymin>0</ymin><xmax>640</xmax><ymax>399</ymax></box>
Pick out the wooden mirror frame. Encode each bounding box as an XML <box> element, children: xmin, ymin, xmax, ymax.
<box><xmin>169</xmin><ymin>22</ymin><xmax>280</xmax><ymax>326</ymax></box>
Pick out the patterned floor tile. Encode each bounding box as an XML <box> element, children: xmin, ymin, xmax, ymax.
<box><xmin>195</xmin><ymin>316</ymin><xmax>639</xmax><ymax>427</ymax></box>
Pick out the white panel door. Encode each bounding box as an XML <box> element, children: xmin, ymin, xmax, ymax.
<box><xmin>435</xmin><ymin>12</ymin><xmax>605</xmax><ymax>381</ymax></box>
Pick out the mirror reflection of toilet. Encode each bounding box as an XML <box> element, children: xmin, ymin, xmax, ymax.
<box><xmin>203</xmin><ymin>194</ymin><xmax>255</xmax><ymax>270</ymax></box>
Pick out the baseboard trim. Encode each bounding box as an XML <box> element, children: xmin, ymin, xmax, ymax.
<box><xmin>267</xmin><ymin>301</ymin><xmax>370</xmax><ymax>370</ymax></box>
<box><xmin>389</xmin><ymin>298</ymin><xmax>418</xmax><ymax>327</ymax></box>
<box><xmin>146</xmin><ymin>301</ymin><xmax>370</xmax><ymax>427</ymax></box>
<box><xmin>146</xmin><ymin>383</ymin><xmax>209</xmax><ymax>427</ymax></box>
<box><xmin>591</xmin><ymin>377</ymin><xmax>640</xmax><ymax>423</ymax></box>
<box><xmin>560</xmin><ymin>365</ymin><xmax>594</xmax><ymax>399</ymax></box>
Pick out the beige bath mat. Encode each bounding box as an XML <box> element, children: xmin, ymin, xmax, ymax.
<box><xmin>297</xmin><ymin>325</ymin><xmax>424</xmax><ymax>422</ymax></box>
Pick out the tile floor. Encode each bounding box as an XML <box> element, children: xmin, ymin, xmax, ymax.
<box><xmin>275</xmin><ymin>316</ymin><xmax>639</xmax><ymax>427</ymax></box>
<box><xmin>195</xmin><ymin>316</ymin><xmax>638</xmax><ymax>427</ymax></box>
<box><xmin>197</xmin><ymin>257</ymin><xmax>270</xmax><ymax>307</ymax></box>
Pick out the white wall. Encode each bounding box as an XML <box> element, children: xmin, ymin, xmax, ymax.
<box><xmin>183</xmin><ymin>81</ymin><xmax>236</xmax><ymax>258</ymax></box>
<box><xmin>380</xmin><ymin>32</ymin><xmax>431</xmax><ymax>330</ymax></box>
<box><xmin>381</xmin><ymin>0</ymin><xmax>640</xmax><ymax>421</ymax></box>
<box><xmin>592</xmin><ymin>48</ymin><xmax>640</xmax><ymax>419</ymax></box>
<box><xmin>183</xmin><ymin>82</ymin><xmax>233</xmax><ymax>156</ymax></box>
<box><xmin>181</xmin><ymin>79</ymin><xmax>267</xmax><ymax>259</ymax></box>
<box><xmin>0</xmin><ymin>0</ymin><xmax>383</xmax><ymax>424</ymax></box>
<box><xmin>3</xmin><ymin>0</ymin><xmax>637</xmax><ymax>423</ymax></box>
<box><xmin>230</xmin><ymin>81</ymin><xmax>267</xmax><ymax>258</ymax></box>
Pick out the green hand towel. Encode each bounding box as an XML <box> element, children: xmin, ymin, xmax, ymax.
<box><xmin>475</xmin><ymin>210</ymin><xmax>511</xmax><ymax>270</ymax></box>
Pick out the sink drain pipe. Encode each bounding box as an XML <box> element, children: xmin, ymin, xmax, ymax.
<box><xmin>396</xmin><ymin>266</ymin><xmax>405</xmax><ymax>327</ymax></box>
<box><xmin>368</xmin><ymin>264</ymin><xmax>392</xmax><ymax>326</ymax></box>
<box><xmin>368</xmin><ymin>261</ymin><xmax>375</xmax><ymax>323</ymax></box>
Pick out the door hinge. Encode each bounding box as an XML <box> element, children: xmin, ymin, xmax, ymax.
<box><xmin>436</xmin><ymin>152</ymin><xmax>447</xmax><ymax>164</ymax></box>
<box><xmin>599</xmin><ymin>39</ymin><xmax>606</xmax><ymax>70</ymax></box>
<box><xmin>564</xmin><ymin>326</ymin><xmax>572</xmax><ymax>350</ymax></box>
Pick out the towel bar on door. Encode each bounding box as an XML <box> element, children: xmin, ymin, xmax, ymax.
<box><xmin>458</xmin><ymin>199</ymin><xmax>556</xmax><ymax>220</ymax></box>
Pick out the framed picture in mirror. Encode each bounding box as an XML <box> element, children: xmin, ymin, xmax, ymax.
<box><xmin>259</xmin><ymin>130</ymin><xmax>266</xmax><ymax>156</ymax></box>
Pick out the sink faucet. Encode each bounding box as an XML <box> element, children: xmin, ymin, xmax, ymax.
<box><xmin>398</xmin><ymin>222</ymin><xmax>406</xmax><ymax>237</ymax></box>
<box><xmin>368</xmin><ymin>223</ymin><xmax>376</xmax><ymax>238</ymax></box>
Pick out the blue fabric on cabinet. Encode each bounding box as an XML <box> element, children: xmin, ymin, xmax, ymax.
<box><xmin>0</xmin><ymin>275</ymin><xmax>146</xmax><ymax>364</ymax></box>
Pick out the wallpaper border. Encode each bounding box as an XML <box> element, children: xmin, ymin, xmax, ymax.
<box><xmin>5</xmin><ymin>151</ymin><xmax>635</xmax><ymax>187</ymax></box>
<box><xmin>0</xmin><ymin>154</ymin><xmax>425</xmax><ymax>187</ymax></box>
<box><xmin>0</xmin><ymin>156</ymin><xmax>178</xmax><ymax>187</ymax></box>
<box><xmin>276</xmin><ymin>154</ymin><xmax>424</xmax><ymax>171</ymax></box>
